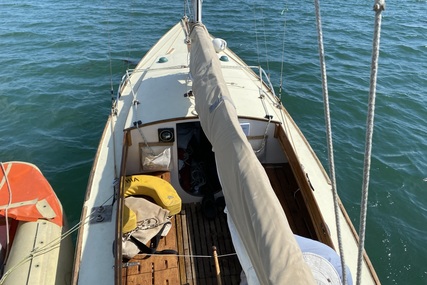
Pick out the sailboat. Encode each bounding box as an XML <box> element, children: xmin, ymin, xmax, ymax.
<box><xmin>0</xmin><ymin>161</ymin><xmax>73</xmax><ymax>285</ymax></box>
<box><xmin>73</xmin><ymin>1</ymin><xmax>380</xmax><ymax>284</ymax></box>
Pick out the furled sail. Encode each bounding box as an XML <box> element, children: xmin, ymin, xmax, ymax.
<box><xmin>189</xmin><ymin>23</ymin><xmax>316</xmax><ymax>284</ymax></box>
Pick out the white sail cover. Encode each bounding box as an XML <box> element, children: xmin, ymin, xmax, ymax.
<box><xmin>189</xmin><ymin>23</ymin><xmax>316</xmax><ymax>284</ymax></box>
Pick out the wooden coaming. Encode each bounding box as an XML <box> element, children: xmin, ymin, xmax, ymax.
<box><xmin>263</xmin><ymin>163</ymin><xmax>317</xmax><ymax>239</ymax></box>
<box><xmin>274</xmin><ymin>123</ymin><xmax>335</xmax><ymax>248</ymax></box>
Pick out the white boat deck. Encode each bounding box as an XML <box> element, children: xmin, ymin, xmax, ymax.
<box><xmin>122</xmin><ymin>21</ymin><xmax>280</xmax><ymax>129</ymax></box>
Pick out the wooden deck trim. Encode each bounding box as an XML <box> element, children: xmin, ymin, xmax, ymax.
<box><xmin>274</xmin><ymin>123</ymin><xmax>335</xmax><ymax>248</ymax></box>
<box><xmin>263</xmin><ymin>163</ymin><xmax>315</xmax><ymax>238</ymax></box>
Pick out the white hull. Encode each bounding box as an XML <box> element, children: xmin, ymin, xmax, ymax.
<box><xmin>73</xmin><ymin>17</ymin><xmax>379</xmax><ymax>285</ymax></box>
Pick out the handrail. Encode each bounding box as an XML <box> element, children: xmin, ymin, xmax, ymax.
<box><xmin>116</xmin><ymin>64</ymin><xmax>276</xmax><ymax>99</ymax></box>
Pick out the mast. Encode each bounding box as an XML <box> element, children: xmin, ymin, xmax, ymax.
<box><xmin>192</xmin><ymin>0</ymin><xmax>202</xmax><ymax>23</ymax></box>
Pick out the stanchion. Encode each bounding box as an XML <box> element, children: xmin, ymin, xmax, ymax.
<box><xmin>212</xmin><ymin>246</ymin><xmax>222</xmax><ymax>285</ymax></box>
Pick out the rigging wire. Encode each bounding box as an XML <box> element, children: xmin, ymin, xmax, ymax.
<box><xmin>106</xmin><ymin>0</ymin><xmax>118</xmax><ymax>179</ymax></box>
<box><xmin>261</xmin><ymin>8</ymin><xmax>270</xmax><ymax>76</ymax></box>
<box><xmin>312</xmin><ymin>0</ymin><xmax>347</xmax><ymax>284</ymax></box>
<box><xmin>356</xmin><ymin>1</ymin><xmax>385</xmax><ymax>284</ymax></box>
<box><xmin>252</xmin><ymin>5</ymin><xmax>271</xmax><ymax>76</ymax></box>
<box><xmin>184</xmin><ymin>0</ymin><xmax>192</xmax><ymax>19</ymax></box>
<box><xmin>126</xmin><ymin>0</ymin><xmax>136</xmax><ymax>70</ymax></box>
<box><xmin>252</xmin><ymin>4</ymin><xmax>261</xmax><ymax>66</ymax></box>
<box><xmin>279</xmin><ymin>3</ymin><xmax>288</xmax><ymax>100</ymax></box>
<box><xmin>107</xmin><ymin>0</ymin><xmax>114</xmax><ymax>99</ymax></box>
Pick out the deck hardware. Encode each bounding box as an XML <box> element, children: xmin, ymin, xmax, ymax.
<box><xmin>133</xmin><ymin>120</ymin><xmax>142</xmax><ymax>127</ymax></box>
<box><xmin>90</xmin><ymin>205</ymin><xmax>113</xmax><ymax>224</ymax></box>
<box><xmin>184</xmin><ymin>90</ymin><xmax>193</xmax><ymax>97</ymax></box>
<box><xmin>212</xmin><ymin>246</ymin><xmax>222</xmax><ymax>285</ymax></box>
<box><xmin>158</xmin><ymin>57</ymin><xmax>168</xmax><ymax>63</ymax></box>
<box><xmin>122</xmin><ymin>261</ymin><xmax>140</xmax><ymax>268</ymax></box>
<box><xmin>158</xmin><ymin>128</ymin><xmax>175</xmax><ymax>142</ymax></box>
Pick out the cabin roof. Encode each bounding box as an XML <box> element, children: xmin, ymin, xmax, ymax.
<box><xmin>121</xmin><ymin>21</ymin><xmax>279</xmax><ymax>128</ymax></box>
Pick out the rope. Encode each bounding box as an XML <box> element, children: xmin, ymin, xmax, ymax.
<box><xmin>125</xmin><ymin>69</ymin><xmax>154</xmax><ymax>156</ymax></box>
<box><xmin>356</xmin><ymin>1</ymin><xmax>385</xmax><ymax>284</ymax></box>
<box><xmin>136</xmin><ymin>125</ymin><xmax>155</xmax><ymax>156</ymax></box>
<box><xmin>254</xmin><ymin>116</ymin><xmax>271</xmax><ymax>154</ymax></box>
<box><xmin>135</xmin><ymin>252</ymin><xmax>237</xmax><ymax>259</ymax></box>
<box><xmin>313</xmin><ymin>1</ymin><xmax>347</xmax><ymax>283</ymax></box>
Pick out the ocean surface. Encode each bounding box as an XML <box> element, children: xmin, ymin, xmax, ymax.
<box><xmin>0</xmin><ymin>0</ymin><xmax>426</xmax><ymax>284</ymax></box>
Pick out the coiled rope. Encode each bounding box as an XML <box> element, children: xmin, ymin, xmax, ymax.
<box><xmin>356</xmin><ymin>1</ymin><xmax>385</xmax><ymax>284</ymax></box>
<box><xmin>312</xmin><ymin>0</ymin><xmax>347</xmax><ymax>284</ymax></box>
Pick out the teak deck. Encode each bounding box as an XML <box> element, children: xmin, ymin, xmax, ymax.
<box><xmin>122</xmin><ymin>203</ymin><xmax>241</xmax><ymax>285</ymax></box>
<box><xmin>122</xmin><ymin>163</ymin><xmax>313</xmax><ymax>284</ymax></box>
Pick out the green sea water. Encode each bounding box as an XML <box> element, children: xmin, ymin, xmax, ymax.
<box><xmin>1</xmin><ymin>0</ymin><xmax>426</xmax><ymax>284</ymax></box>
